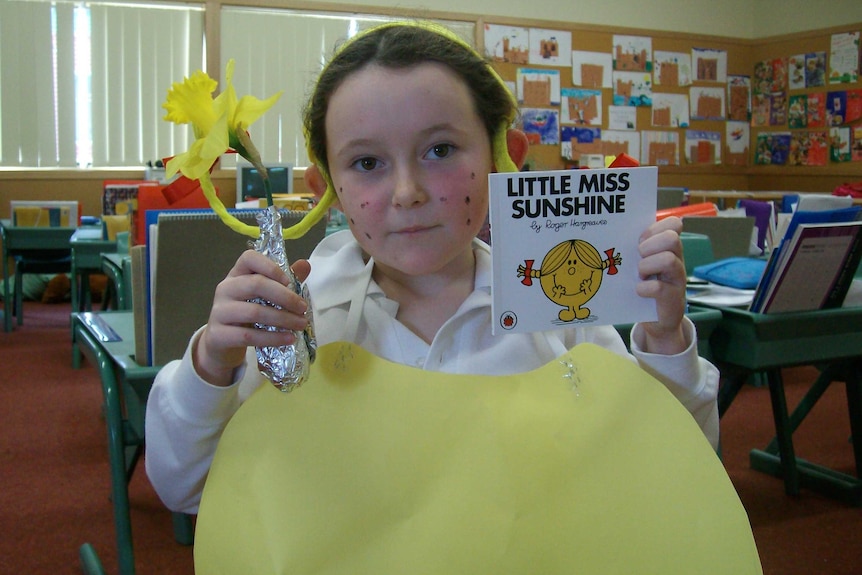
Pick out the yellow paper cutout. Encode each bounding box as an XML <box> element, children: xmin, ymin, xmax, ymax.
<box><xmin>195</xmin><ymin>342</ymin><xmax>761</xmax><ymax>574</ymax></box>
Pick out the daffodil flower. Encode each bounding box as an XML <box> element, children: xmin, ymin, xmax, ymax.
<box><xmin>161</xmin><ymin>60</ymin><xmax>332</xmax><ymax>239</ymax></box>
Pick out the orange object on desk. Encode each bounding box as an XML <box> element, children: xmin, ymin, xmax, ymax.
<box><xmin>656</xmin><ymin>202</ymin><xmax>718</xmax><ymax>221</ymax></box>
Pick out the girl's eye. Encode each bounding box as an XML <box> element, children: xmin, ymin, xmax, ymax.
<box><xmin>428</xmin><ymin>143</ymin><xmax>453</xmax><ymax>159</ymax></box>
<box><xmin>354</xmin><ymin>157</ymin><xmax>379</xmax><ymax>171</ymax></box>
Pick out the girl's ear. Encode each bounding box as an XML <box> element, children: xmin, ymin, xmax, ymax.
<box><xmin>505</xmin><ymin>129</ymin><xmax>529</xmax><ymax>170</ymax></box>
<box><xmin>303</xmin><ymin>165</ymin><xmax>342</xmax><ymax>210</ymax></box>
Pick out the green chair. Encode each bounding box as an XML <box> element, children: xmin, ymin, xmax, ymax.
<box><xmin>680</xmin><ymin>232</ymin><xmax>715</xmax><ymax>275</ymax></box>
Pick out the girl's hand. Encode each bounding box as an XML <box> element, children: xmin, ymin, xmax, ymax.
<box><xmin>635</xmin><ymin>216</ymin><xmax>689</xmax><ymax>355</ymax></box>
<box><xmin>193</xmin><ymin>250</ymin><xmax>311</xmax><ymax>386</ymax></box>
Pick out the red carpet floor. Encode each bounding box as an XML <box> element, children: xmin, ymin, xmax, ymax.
<box><xmin>1</xmin><ymin>301</ymin><xmax>860</xmax><ymax>573</ymax></box>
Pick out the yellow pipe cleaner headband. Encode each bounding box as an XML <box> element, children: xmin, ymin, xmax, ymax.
<box><xmin>300</xmin><ymin>19</ymin><xmax>520</xmax><ymax>235</ymax></box>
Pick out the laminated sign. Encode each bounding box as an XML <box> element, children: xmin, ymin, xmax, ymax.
<box><xmin>489</xmin><ymin>166</ymin><xmax>658</xmax><ymax>334</ymax></box>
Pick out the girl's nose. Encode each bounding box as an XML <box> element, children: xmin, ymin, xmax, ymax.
<box><xmin>391</xmin><ymin>165</ymin><xmax>428</xmax><ymax>208</ymax></box>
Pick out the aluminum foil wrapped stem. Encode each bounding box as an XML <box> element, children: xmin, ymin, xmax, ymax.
<box><xmin>252</xmin><ymin>205</ymin><xmax>316</xmax><ymax>392</ymax></box>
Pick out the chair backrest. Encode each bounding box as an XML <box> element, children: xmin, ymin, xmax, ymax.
<box><xmin>682</xmin><ymin>216</ymin><xmax>754</xmax><ymax>260</ymax></box>
<box><xmin>680</xmin><ymin>232</ymin><xmax>715</xmax><ymax>275</ymax></box>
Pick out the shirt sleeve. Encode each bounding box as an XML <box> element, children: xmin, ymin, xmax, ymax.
<box><xmin>144</xmin><ymin>328</ymin><xmax>260</xmax><ymax>514</ymax></box>
<box><xmin>629</xmin><ymin>317</ymin><xmax>720</xmax><ymax>451</ymax></box>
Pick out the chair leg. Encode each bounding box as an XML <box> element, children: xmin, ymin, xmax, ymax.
<box><xmin>79</xmin><ymin>543</ymin><xmax>108</xmax><ymax>575</ymax></box>
<box><xmin>14</xmin><ymin>263</ymin><xmax>23</xmax><ymax>326</ymax></box>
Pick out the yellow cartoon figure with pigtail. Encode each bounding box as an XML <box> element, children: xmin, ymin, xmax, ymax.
<box><xmin>518</xmin><ymin>239</ymin><xmax>621</xmax><ymax>322</ymax></box>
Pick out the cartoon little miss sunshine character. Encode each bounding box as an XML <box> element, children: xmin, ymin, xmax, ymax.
<box><xmin>518</xmin><ymin>239</ymin><xmax>621</xmax><ymax>321</ymax></box>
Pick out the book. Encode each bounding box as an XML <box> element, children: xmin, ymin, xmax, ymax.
<box><xmin>750</xmin><ymin>206</ymin><xmax>861</xmax><ymax>312</ymax></box>
<box><xmin>488</xmin><ymin>166</ymin><xmax>658</xmax><ymax>335</ymax></box>
<box><xmin>753</xmin><ymin>219</ymin><xmax>862</xmax><ymax>314</ymax></box>
<box><xmin>10</xmin><ymin>200</ymin><xmax>79</xmax><ymax>227</ymax></box>
<box><xmin>130</xmin><ymin>244</ymin><xmax>150</xmax><ymax>365</ymax></box>
<box><xmin>145</xmin><ymin>209</ymin><xmax>326</xmax><ymax>366</ymax></box>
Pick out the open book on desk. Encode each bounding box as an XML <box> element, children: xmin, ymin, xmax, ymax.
<box><xmin>749</xmin><ymin>206</ymin><xmax>862</xmax><ymax>314</ymax></box>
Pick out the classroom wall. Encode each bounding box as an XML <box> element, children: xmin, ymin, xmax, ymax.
<box><xmin>1</xmin><ymin>1</ymin><xmax>861</xmax><ymax>224</ymax></box>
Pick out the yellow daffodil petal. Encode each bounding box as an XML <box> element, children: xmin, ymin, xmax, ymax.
<box><xmin>233</xmin><ymin>91</ymin><xmax>283</xmax><ymax>130</ymax></box>
<box><xmin>163</xmin><ymin>70</ymin><xmax>219</xmax><ymax>131</ymax></box>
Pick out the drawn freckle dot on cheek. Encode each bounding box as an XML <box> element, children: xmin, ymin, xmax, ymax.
<box><xmin>365</xmin><ymin>232</ymin><xmax>372</xmax><ymax>239</ymax></box>
<box><xmin>471</xmin><ymin>172</ymin><xmax>476</xmax><ymax>179</ymax></box>
<box><xmin>440</xmin><ymin>196</ymin><xmax>448</xmax><ymax>202</ymax></box>
<box><xmin>360</xmin><ymin>202</ymin><xmax>368</xmax><ymax>209</ymax></box>
<box><xmin>350</xmin><ymin>218</ymin><xmax>355</xmax><ymax>225</ymax></box>
<box><xmin>465</xmin><ymin>196</ymin><xmax>471</xmax><ymax>204</ymax></box>
<box><xmin>466</xmin><ymin>218</ymin><xmax>471</xmax><ymax>226</ymax></box>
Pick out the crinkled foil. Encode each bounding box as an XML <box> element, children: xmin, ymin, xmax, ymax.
<box><xmin>252</xmin><ymin>205</ymin><xmax>316</xmax><ymax>392</ymax></box>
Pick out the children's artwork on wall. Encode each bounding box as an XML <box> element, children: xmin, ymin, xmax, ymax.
<box><xmin>685</xmin><ymin>130</ymin><xmax>722</xmax><ymax>164</ymax></box>
<box><xmin>770</xmin><ymin>92</ymin><xmax>787</xmax><ymax>126</ymax></box>
<box><xmin>560</xmin><ymin>126</ymin><xmax>601</xmax><ymax>162</ymax></box>
<box><xmin>607</xmin><ymin>105</ymin><xmax>637</xmax><ymax>130</ymax></box>
<box><xmin>789</xmin><ymin>54</ymin><xmax>807</xmax><ymax>90</ymax></box>
<box><xmin>528</xmin><ymin>28</ymin><xmax>571</xmax><ymax>67</ymax></box>
<box><xmin>755</xmin><ymin>132</ymin><xmax>791</xmax><ymax>165</ymax></box>
<box><xmin>751</xmin><ymin>94</ymin><xmax>771</xmax><ymax>127</ymax></box>
<box><xmin>846</xmin><ymin>89</ymin><xmax>862</xmax><ymax>124</ymax></box>
<box><xmin>753</xmin><ymin>58</ymin><xmax>787</xmax><ymax>95</ymax></box>
<box><xmin>753</xmin><ymin>60</ymin><xmax>772</xmax><ymax>96</ymax></box>
<box><xmin>654</xmin><ymin>51</ymin><xmax>692</xmax><ymax>86</ymax></box>
<box><xmin>651</xmin><ymin>93</ymin><xmax>690</xmax><ymax>127</ymax></box>
<box><xmin>771</xmin><ymin>58</ymin><xmax>788</xmax><ymax>93</ymax></box>
<box><xmin>520</xmin><ymin>108</ymin><xmax>560</xmax><ymax>145</ymax></box>
<box><xmin>725</xmin><ymin>121</ymin><xmax>750</xmax><ymax>166</ymax></box>
<box><xmin>829</xmin><ymin>31</ymin><xmax>860</xmax><ymax>84</ymax></box>
<box><xmin>641</xmin><ymin>130</ymin><xmax>679</xmax><ymax>166</ymax></box>
<box><xmin>830</xmin><ymin>126</ymin><xmax>852</xmax><ymax>161</ymax></box>
<box><xmin>827</xmin><ymin>90</ymin><xmax>848</xmax><ymax>125</ymax></box>
<box><xmin>571</xmin><ymin>51</ymin><xmax>612</xmax><ymax>88</ymax></box>
<box><xmin>690</xmin><ymin>86</ymin><xmax>725</xmax><ymax>120</ymax></box>
<box><xmin>788</xmin><ymin>95</ymin><xmax>808</xmax><ymax>129</ymax></box>
<box><xmin>852</xmin><ymin>124</ymin><xmax>862</xmax><ymax>162</ymax></box>
<box><xmin>484</xmin><ymin>24</ymin><xmax>530</xmax><ymax>64</ymax></box>
<box><xmin>517</xmin><ymin>68</ymin><xmax>561</xmax><ymax>106</ymax></box>
<box><xmin>692</xmin><ymin>48</ymin><xmax>727</xmax><ymax>83</ymax></box>
<box><xmin>603</xmin><ymin>129</ymin><xmax>641</xmax><ymax>163</ymax></box>
<box><xmin>612</xmin><ymin>71</ymin><xmax>652</xmax><ymax>106</ymax></box>
<box><xmin>612</xmin><ymin>35</ymin><xmax>652</xmax><ymax>73</ymax></box>
<box><xmin>788</xmin><ymin>131</ymin><xmax>828</xmax><ymax>166</ymax></box>
<box><xmin>807</xmin><ymin>92</ymin><xmax>826</xmax><ymax>127</ymax></box>
<box><xmin>727</xmin><ymin>75</ymin><xmax>751</xmax><ymax>122</ymax></box>
<box><xmin>560</xmin><ymin>88</ymin><xmax>602</xmax><ymax>126</ymax></box>
<box><xmin>805</xmin><ymin>51</ymin><xmax>827</xmax><ymax>87</ymax></box>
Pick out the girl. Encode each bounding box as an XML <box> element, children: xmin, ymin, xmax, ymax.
<box><xmin>145</xmin><ymin>21</ymin><xmax>719</xmax><ymax>515</ymax></box>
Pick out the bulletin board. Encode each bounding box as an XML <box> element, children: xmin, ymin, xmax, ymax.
<box><xmin>481</xmin><ymin>18</ymin><xmax>862</xmax><ymax>194</ymax></box>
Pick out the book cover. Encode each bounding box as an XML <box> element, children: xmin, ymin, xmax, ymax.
<box><xmin>750</xmin><ymin>205</ymin><xmax>861</xmax><ymax>312</ymax></box>
<box><xmin>761</xmin><ymin>220</ymin><xmax>862</xmax><ymax>314</ymax></box>
<box><xmin>488</xmin><ymin>166</ymin><xmax>658</xmax><ymax>335</ymax></box>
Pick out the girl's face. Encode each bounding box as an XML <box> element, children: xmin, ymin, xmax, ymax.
<box><xmin>323</xmin><ymin>62</ymin><xmax>494</xmax><ymax>281</ymax></box>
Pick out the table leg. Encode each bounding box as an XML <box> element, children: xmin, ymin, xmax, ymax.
<box><xmin>763</xmin><ymin>368</ymin><xmax>800</xmax><ymax>496</ymax></box>
<box><xmin>2</xmin><ymin>249</ymin><xmax>10</xmax><ymax>332</ymax></box>
<box><xmin>75</xmin><ymin>324</ymin><xmax>137</xmax><ymax>575</ymax></box>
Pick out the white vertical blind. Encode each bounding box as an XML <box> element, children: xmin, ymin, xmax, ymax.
<box><xmin>0</xmin><ymin>0</ymin><xmax>75</xmax><ymax>167</ymax></box>
<box><xmin>89</xmin><ymin>2</ymin><xmax>204</xmax><ymax>167</ymax></box>
<box><xmin>0</xmin><ymin>2</ymin><xmax>471</xmax><ymax>169</ymax></box>
<box><xmin>220</xmin><ymin>8</ymin><xmax>474</xmax><ymax>169</ymax></box>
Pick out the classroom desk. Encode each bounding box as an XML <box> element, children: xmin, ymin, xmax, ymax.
<box><xmin>72</xmin><ymin>311</ymin><xmax>193</xmax><ymax>575</ymax></box>
<box><xmin>0</xmin><ymin>219</ymin><xmax>75</xmax><ymax>332</ymax></box>
<box><xmin>101</xmin><ymin>252</ymin><xmax>132</xmax><ymax>311</ymax></box>
<box><xmin>708</xmin><ymin>304</ymin><xmax>862</xmax><ymax>506</ymax></box>
<box><xmin>70</xmin><ymin>227</ymin><xmax>117</xmax><ymax>313</ymax></box>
